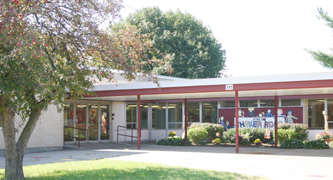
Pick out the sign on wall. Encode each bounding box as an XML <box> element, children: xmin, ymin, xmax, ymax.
<box><xmin>218</xmin><ymin>107</ymin><xmax>303</xmax><ymax>129</ymax></box>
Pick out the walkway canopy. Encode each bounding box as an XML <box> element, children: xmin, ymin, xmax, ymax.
<box><xmin>83</xmin><ymin>72</ymin><xmax>333</xmax><ymax>152</ymax></box>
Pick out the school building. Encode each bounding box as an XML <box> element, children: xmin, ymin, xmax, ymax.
<box><xmin>1</xmin><ymin>71</ymin><xmax>333</xmax><ymax>154</ymax></box>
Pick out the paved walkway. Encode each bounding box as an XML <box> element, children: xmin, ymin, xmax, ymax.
<box><xmin>1</xmin><ymin>143</ymin><xmax>333</xmax><ymax>179</ymax></box>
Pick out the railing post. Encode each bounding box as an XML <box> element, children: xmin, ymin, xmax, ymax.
<box><xmin>131</xmin><ymin>128</ymin><xmax>133</xmax><ymax>145</ymax></box>
<box><xmin>117</xmin><ymin>126</ymin><xmax>119</xmax><ymax>143</ymax></box>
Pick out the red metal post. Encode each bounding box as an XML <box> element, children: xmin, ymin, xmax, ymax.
<box><xmin>184</xmin><ymin>99</ymin><xmax>188</xmax><ymax>146</ymax></box>
<box><xmin>235</xmin><ymin>91</ymin><xmax>239</xmax><ymax>153</ymax></box>
<box><xmin>275</xmin><ymin>96</ymin><xmax>278</xmax><ymax>148</ymax></box>
<box><xmin>137</xmin><ymin>95</ymin><xmax>141</xmax><ymax>150</ymax></box>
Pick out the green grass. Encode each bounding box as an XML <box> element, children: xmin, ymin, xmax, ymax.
<box><xmin>0</xmin><ymin>159</ymin><xmax>265</xmax><ymax>180</ymax></box>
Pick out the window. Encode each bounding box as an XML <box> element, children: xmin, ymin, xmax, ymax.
<box><xmin>126</xmin><ymin>104</ymin><xmax>136</xmax><ymax>129</ymax></box>
<box><xmin>126</xmin><ymin>103</ymin><xmax>148</xmax><ymax>129</ymax></box>
<box><xmin>259</xmin><ymin>99</ymin><xmax>275</xmax><ymax>107</ymax></box>
<box><xmin>327</xmin><ymin>99</ymin><xmax>333</xmax><ymax>129</ymax></box>
<box><xmin>64</xmin><ymin>104</ymin><xmax>74</xmax><ymax>141</ymax></box>
<box><xmin>76</xmin><ymin>104</ymin><xmax>87</xmax><ymax>140</ymax></box>
<box><xmin>220</xmin><ymin>101</ymin><xmax>235</xmax><ymax>108</ymax></box>
<box><xmin>152</xmin><ymin>103</ymin><xmax>166</xmax><ymax>129</ymax></box>
<box><xmin>100</xmin><ymin>105</ymin><xmax>110</xmax><ymax>140</ymax></box>
<box><xmin>281</xmin><ymin>99</ymin><xmax>301</xmax><ymax>106</ymax></box>
<box><xmin>168</xmin><ymin>103</ymin><xmax>182</xmax><ymax>129</ymax></box>
<box><xmin>188</xmin><ymin>102</ymin><xmax>199</xmax><ymax>124</ymax></box>
<box><xmin>240</xmin><ymin>100</ymin><xmax>257</xmax><ymax>107</ymax></box>
<box><xmin>308</xmin><ymin>99</ymin><xmax>324</xmax><ymax>129</ymax></box>
<box><xmin>88</xmin><ymin>104</ymin><xmax>98</xmax><ymax>140</ymax></box>
<box><xmin>202</xmin><ymin>101</ymin><xmax>217</xmax><ymax>123</ymax></box>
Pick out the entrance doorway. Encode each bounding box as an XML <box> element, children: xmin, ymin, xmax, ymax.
<box><xmin>64</xmin><ymin>102</ymin><xmax>111</xmax><ymax>143</ymax></box>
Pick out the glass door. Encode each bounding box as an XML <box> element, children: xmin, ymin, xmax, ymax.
<box><xmin>100</xmin><ymin>105</ymin><xmax>110</xmax><ymax>140</ymax></box>
<box><xmin>64</xmin><ymin>104</ymin><xmax>74</xmax><ymax>142</ymax></box>
<box><xmin>88</xmin><ymin>104</ymin><xmax>98</xmax><ymax>141</ymax></box>
<box><xmin>76</xmin><ymin>104</ymin><xmax>87</xmax><ymax>140</ymax></box>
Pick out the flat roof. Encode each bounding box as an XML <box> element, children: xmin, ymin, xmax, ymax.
<box><xmin>93</xmin><ymin>72</ymin><xmax>333</xmax><ymax>91</ymax></box>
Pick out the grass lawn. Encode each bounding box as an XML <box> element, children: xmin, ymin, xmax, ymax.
<box><xmin>0</xmin><ymin>159</ymin><xmax>265</xmax><ymax>180</ymax></box>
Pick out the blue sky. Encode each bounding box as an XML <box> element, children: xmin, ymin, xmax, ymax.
<box><xmin>120</xmin><ymin>0</ymin><xmax>333</xmax><ymax>77</ymax></box>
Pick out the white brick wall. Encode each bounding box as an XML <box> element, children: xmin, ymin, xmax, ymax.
<box><xmin>0</xmin><ymin>104</ymin><xmax>63</xmax><ymax>150</ymax></box>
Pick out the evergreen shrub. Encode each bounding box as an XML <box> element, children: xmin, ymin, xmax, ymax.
<box><xmin>188</xmin><ymin>123</ymin><xmax>224</xmax><ymax>142</ymax></box>
<box><xmin>187</xmin><ymin>127</ymin><xmax>208</xmax><ymax>144</ymax></box>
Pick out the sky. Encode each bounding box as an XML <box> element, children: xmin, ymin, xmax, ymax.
<box><xmin>119</xmin><ymin>0</ymin><xmax>333</xmax><ymax>77</ymax></box>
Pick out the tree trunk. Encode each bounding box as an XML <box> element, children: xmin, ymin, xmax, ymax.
<box><xmin>1</xmin><ymin>106</ymin><xmax>25</xmax><ymax>180</ymax></box>
<box><xmin>1</xmin><ymin>100</ymin><xmax>46</xmax><ymax>180</ymax></box>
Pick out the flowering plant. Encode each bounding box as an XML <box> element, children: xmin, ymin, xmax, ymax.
<box><xmin>254</xmin><ymin>138</ymin><xmax>261</xmax><ymax>144</ymax></box>
<box><xmin>316</xmin><ymin>132</ymin><xmax>333</xmax><ymax>140</ymax></box>
<box><xmin>168</xmin><ymin>131</ymin><xmax>177</xmax><ymax>138</ymax></box>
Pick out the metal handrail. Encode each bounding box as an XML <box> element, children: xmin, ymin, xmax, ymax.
<box><xmin>64</xmin><ymin>126</ymin><xmax>89</xmax><ymax>148</ymax></box>
<box><xmin>117</xmin><ymin>125</ymin><xmax>138</xmax><ymax>145</ymax></box>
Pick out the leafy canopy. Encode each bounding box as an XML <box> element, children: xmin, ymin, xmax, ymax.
<box><xmin>0</xmin><ymin>0</ymin><xmax>169</xmax><ymax>118</ymax></box>
<box><xmin>117</xmin><ymin>6</ymin><xmax>226</xmax><ymax>79</ymax></box>
<box><xmin>307</xmin><ymin>8</ymin><xmax>333</xmax><ymax>69</ymax></box>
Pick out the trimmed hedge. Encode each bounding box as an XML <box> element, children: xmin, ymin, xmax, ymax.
<box><xmin>304</xmin><ymin>139</ymin><xmax>330</xmax><ymax>149</ymax></box>
<box><xmin>156</xmin><ymin>137</ymin><xmax>192</xmax><ymax>146</ymax></box>
<box><xmin>280</xmin><ymin>139</ymin><xmax>304</xmax><ymax>149</ymax></box>
<box><xmin>188</xmin><ymin>123</ymin><xmax>224</xmax><ymax>142</ymax></box>
<box><xmin>277</xmin><ymin>123</ymin><xmax>308</xmax><ymax>141</ymax></box>
<box><xmin>187</xmin><ymin>127</ymin><xmax>208</xmax><ymax>144</ymax></box>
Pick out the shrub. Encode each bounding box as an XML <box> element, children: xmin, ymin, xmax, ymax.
<box><xmin>278</xmin><ymin>123</ymin><xmax>308</xmax><ymax>141</ymax></box>
<box><xmin>156</xmin><ymin>137</ymin><xmax>192</xmax><ymax>146</ymax></box>
<box><xmin>273</xmin><ymin>129</ymin><xmax>297</xmax><ymax>144</ymax></box>
<box><xmin>187</xmin><ymin>127</ymin><xmax>208</xmax><ymax>144</ymax></box>
<box><xmin>304</xmin><ymin>140</ymin><xmax>330</xmax><ymax>149</ymax></box>
<box><xmin>279</xmin><ymin>139</ymin><xmax>304</xmax><ymax>149</ymax></box>
<box><xmin>189</xmin><ymin>123</ymin><xmax>224</xmax><ymax>142</ymax></box>
<box><xmin>231</xmin><ymin>134</ymin><xmax>243</xmax><ymax>143</ymax></box>
<box><xmin>241</xmin><ymin>139</ymin><xmax>250</xmax><ymax>146</ymax></box>
<box><xmin>223</xmin><ymin>128</ymin><xmax>273</xmax><ymax>144</ymax></box>
<box><xmin>198</xmin><ymin>140</ymin><xmax>207</xmax><ymax>145</ymax></box>
<box><xmin>223</xmin><ymin>128</ymin><xmax>235</xmax><ymax>142</ymax></box>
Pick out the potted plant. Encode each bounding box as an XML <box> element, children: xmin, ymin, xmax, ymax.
<box><xmin>316</xmin><ymin>132</ymin><xmax>333</xmax><ymax>144</ymax></box>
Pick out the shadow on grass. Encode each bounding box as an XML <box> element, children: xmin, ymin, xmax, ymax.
<box><xmin>17</xmin><ymin>159</ymin><xmax>261</xmax><ymax>180</ymax></box>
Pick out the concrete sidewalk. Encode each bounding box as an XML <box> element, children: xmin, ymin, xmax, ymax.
<box><xmin>1</xmin><ymin>143</ymin><xmax>333</xmax><ymax>179</ymax></box>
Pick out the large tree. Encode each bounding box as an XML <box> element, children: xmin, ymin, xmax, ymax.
<box><xmin>118</xmin><ymin>6</ymin><xmax>226</xmax><ymax>79</ymax></box>
<box><xmin>307</xmin><ymin>8</ymin><xmax>333</xmax><ymax>68</ymax></box>
<box><xmin>0</xmin><ymin>0</ymin><xmax>168</xmax><ymax>179</ymax></box>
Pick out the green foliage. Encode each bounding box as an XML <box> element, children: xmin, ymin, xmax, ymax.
<box><xmin>277</xmin><ymin>123</ymin><xmax>308</xmax><ymax>141</ymax></box>
<box><xmin>223</xmin><ymin>128</ymin><xmax>273</xmax><ymax>144</ymax></box>
<box><xmin>304</xmin><ymin>140</ymin><xmax>330</xmax><ymax>149</ymax></box>
<box><xmin>118</xmin><ymin>6</ymin><xmax>226</xmax><ymax>78</ymax></box>
<box><xmin>0</xmin><ymin>1</ymin><xmax>170</xmax><ymax>178</ymax></box>
<box><xmin>188</xmin><ymin>123</ymin><xmax>224</xmax><ymax>142</ymax></box>
<box><xmin>274</xmin><ymin>124</ymin><xmax>309</xmax><ymax>144</ymax></box>
<box><xmin>198</xmin><ymin>140</ymin><xmax>207</xmax><ymax>145</ymax></box>
<box><xmin>156</xmin><ymin>137</ymin><xmax>191</xmax><ymax>146</ymax></box>
<box><xmin>223</xmin><ymin>128</ymin><xmax>236</xmax><ymax>142</ymax></box>
<box><xmin>273</xmin><ymin>129</ymin><xmax>297</xmax><ymax>144</ymax></box>
<box><xmin>306</xmin><ymin>8</ymin><xmax>333</xmax><ymax>69</ymax></box>
<box><xmin>241</xmin><ymin>140</ymin><xmax>250</xmax><ymax>146</ymax></box>
<box><xmin>279</xmin><ymin>139</ymin><xmax>304</xmax><ymax>149</ymax></box>
<box><xmin>187</xmin><ymin>127</ymin><xmax>208</xmax><ymax>144</ymax></box>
